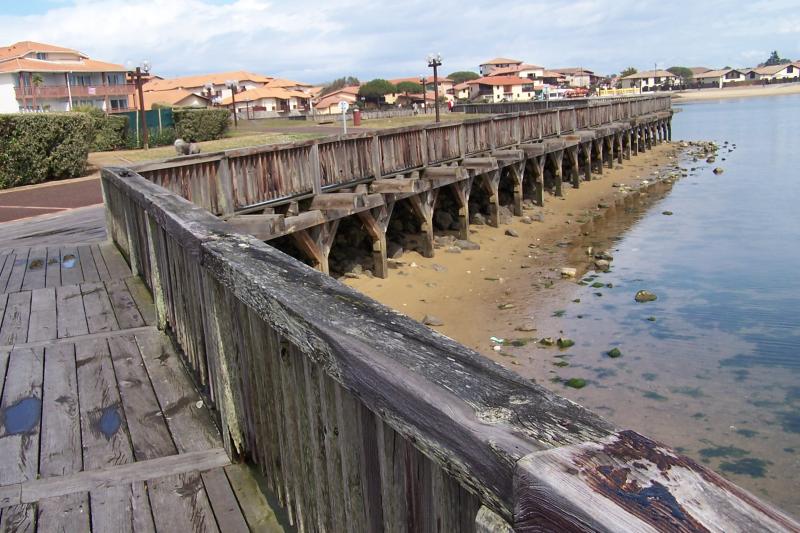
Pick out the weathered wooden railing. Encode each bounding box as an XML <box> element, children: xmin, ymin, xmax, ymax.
<box><xmin>453</xmin><ymin>94</ymin><xmax>673</xmax><ymax>114</ymax></box>
<box><xmin>101</xmin><ymin>165</ymin><xmax>800</xmax><ymax>532</ymax></box>
<box><xmin>131</xmin><ymin>96</ymin><xmax>672</xmax><ymax>217</ymax></box>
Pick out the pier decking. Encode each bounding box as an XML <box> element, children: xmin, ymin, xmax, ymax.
<box><xmin>0</xmin><ymin>238</ymin><xmax>277</xmax><ymax>531</ymax></box>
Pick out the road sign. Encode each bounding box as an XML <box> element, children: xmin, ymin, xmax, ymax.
<box><xmin>339</xmin><ymin>100</ymin><xmax>350</xmax><ymax>113</ymax></box>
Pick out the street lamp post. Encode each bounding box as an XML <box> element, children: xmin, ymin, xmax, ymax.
<box><xmin>226</xmin><ymin>79</ymin><xmax>239</xmax><ymax>127</ymax></box>
<box><xmin>427</xmin><ymin>53</ymin><xmax>443</xmax><ymax>123</ymax></box>
<box><xmin>419</xmin><ymin>75</ymin><xmax>427</xmax><ymax>114</ymax></box>
<box><xmin>130</xmin><ymin>60</ymin><xmax>151</xmax><ymax>149</ymax></box>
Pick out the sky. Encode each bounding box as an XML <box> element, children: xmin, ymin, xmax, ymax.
<box><xmin>1</xmin><ymin>0</ymin><xmax>798</xmax><ymax>83</ymax></box>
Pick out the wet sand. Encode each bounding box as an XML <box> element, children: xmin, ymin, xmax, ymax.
<box><xmin>345</xmin><ymin>143</ymin><xmax>681</xmax><ymax>355</ymax></box>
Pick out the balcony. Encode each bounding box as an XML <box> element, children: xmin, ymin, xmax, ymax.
<box><xmin>14</xmin><ymin>84</ymin><xmax>136</xmax><ymax>100</ymax></box>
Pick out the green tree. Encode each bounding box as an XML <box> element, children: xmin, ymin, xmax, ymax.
<box><xmin>31</xmin><ymin>74</ymin><xmax>43</xmax><ymax>111</ymax></box>
<box><xmin>763</xmin><ymin>51</ymin><xmax>791</xmax><ymax>66</ymax></box>
<box><xmin>395</xmin><ymin>81</ymin><xmax>423</xmax><ymax>94</ymax></box>
<box><xmin>447</xmin><ymin>71</ymin><xmax>480</xmax><ymax>84</ymax></box>
<box><xmin>358</xmin><ymin>79</ymin><xmax>396</xmax><ymax>103</ymax></box>
<box><xmin>667</xmin><ymin>66</ymin><xmax>693</xmax><ymax>85</ymax></box>
<box><xmin>320</xmin><ymin>76</ymin><xmax>361</xmax><ymax>97</ymax></box>
<box><xmin>620</xmin><ymin>67</ymin><xmax>637</xmax><ymax>78</ymax></box>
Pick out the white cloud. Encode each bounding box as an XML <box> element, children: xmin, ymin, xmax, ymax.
<box><xmin>1</xmin><ymin>0</ymin><xmax>798</xmax><ymax>82</ymax></box>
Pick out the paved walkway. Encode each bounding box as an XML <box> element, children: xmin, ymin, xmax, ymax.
<box><xmin>0</xmin><ymin>175</ymin><xmax>103</xmax><ymax>223</ymax></box>
<box><xmin>0</xmin><ymin>211</ymin><xmax>284</xmax><ymax>531</ymax></box>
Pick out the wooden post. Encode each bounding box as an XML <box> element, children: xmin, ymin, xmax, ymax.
<box><xmin>616</xmin><ymin>133</ymin><xmax>624</xmax><ymax>164</ymax></box>
<box><xmin>357</xmin><ymin>202</ymin><xmax>394</xmax><ymax>279</ymax></box>
<box><xmin>145</xmin><ymin>215</ymin><xmax>168</xmax><ymax>330</ymax></box>
<box><xmin>216</xmin><ymin>156</ymin><xmax>235</xmax><ymax>217</ymax></box>
<box><xmin>291</xmin><ymin>221</ymin><xmax>339</xmax><ymax>274</ymax></box>
<box><xmin>593</xmin><ymin>140</ymin><xmax>603</xmax><ymax>175</ymax></box>
<box><xmin>370</xmin><ymin>135</ymin><xmax>382</xmax><ymax>178</ymax></box>
<box><xmin>509</xmin><ymin>163</ymin><xmax>525</xmax><ymax>216</ymax></box>
<box><xmin>667</xmin><ymin>119</ymin><xmax>672</xmax><ymax>141</ymax></box>
<box><xmin>309</xmin><ymin>142</ymin><xmax>322</xmax><ymax>195</ymax></box>
<box><xmin>450</xmin><ymin>177</ymin><xmax>474</xmax><ymax>240</ymax></box>
<box><xmin>548</xmin><ymin>150</ymin><xmax>563</xmax><ymax>197</ymax></box>
<box><xmin>568</xmin><ymin>146</ymin><xmax>580</xmax><ymax>188</ymax></box>
<box><xmin>531</xmin><ymin>157</ymin><xmax>546</xmax><ymax>207</ymax></box>
<box><xmin>582</xmin><ymin>142</ymin><xmax>592</xmax><ymax>181</ymax></box>
<box><xmin>478</xmin><ymin>170</ymin><xmax>501</xmax><ymax>226</ymax></box>
<box><xmin>625</xmin><ymin>130</ymin><xmax>632</xmax><ymax>159</ymax></box>
<box><xmin>408</xmin><ymin>189</ymin><xmax>438</xmax><ymax>257</ymax></box>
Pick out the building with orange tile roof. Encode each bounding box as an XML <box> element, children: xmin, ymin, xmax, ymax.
<box><xmin>219</xmin><ymin>86</ymin><xmax>311</xmax><ymax>117</ymax></box>
<box><xmin>479</xmin><ymin>57</ymin><xmax>523</xmax><ymax>76</ymax></box>
<box><xmin>466</xmin><ymin>76</ymin><xmax>543</xmax><ymax>102</ymax></box>
<box><xmin>128</xmin><ymin>88</ymin><xmax>210</xmax><ymax>111</ymax></box>
<box><xmin>0</xmin><ymin>40</ymin><xmax>133</xmax><ymax>113</ymax></box>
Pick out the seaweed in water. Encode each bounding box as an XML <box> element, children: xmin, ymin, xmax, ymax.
<box><xmin>735</xmin><ymin>429</ymin><xmax>759</xmax><ymax>438</ymax></box>
<box><xmin>777</xmin><ymin>411</ymin><xmax>800</xmax><ymax>433</ymax></box>
<box><xmin>719</xmin><ymin>457</ymin><xmax>771</xmax><ymax>478</ymax></box>
<box><xmin>669</xmin><ymin>386</ymin><xmax>706</xmax><ymax>398</ymax></box>
<box><xmin>641</xmin><ymin>372</ymin><xmax>658</xmax><ymax>382</ymax></box>
<box><xmin>565</xmin><ymin>378</ymin><xmax>587</xmax><ymax>389</ymax></box>
<box><xmin>698</xmin><ymin>445</ymin><xmax>749</xmax><ymax>460</ymax></box>
<box><xmin>643</xmin><ymin>391</ymin><xmax>667</xmax><ymax>401</ymax></box>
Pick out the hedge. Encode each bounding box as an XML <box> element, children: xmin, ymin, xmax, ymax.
<box><xmin>71</xmin><ymin>105</ymin><xmax>129</xmax><ymax>151</ymax></box>
<box><xmin>0</xmin><ymin>113</ymin><xmax>93</xmax><ymax>189</ymax></box>
<box><xmin>173</xmin><ymin>108</ymin><xmax>230</xmax><ymax>142</ymax></box>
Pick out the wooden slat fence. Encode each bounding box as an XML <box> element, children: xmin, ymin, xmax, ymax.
<box><xmin>100</xmin><ymin>164</ymin><xmax>800</xmax><ymax>533</ymax></box>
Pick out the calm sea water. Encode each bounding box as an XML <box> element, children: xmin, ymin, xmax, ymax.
<box><xmin>528</xmin><ymin>95</ymin><xmax>800</xmax><ymax>515</ymax></box>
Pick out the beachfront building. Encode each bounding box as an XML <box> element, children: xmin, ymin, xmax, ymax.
<box><xmin>554</xmin><ymin>68</ymin><xmax>600</xmax><ymax>88</ymax></box>
<box><xmin>219</xmin><ymin>87</ymin><xmax>310</xmax><ymax>118</ymax></box>
<box><xmin>619</xmin><ymin>70</ymin><xmax>678</xmax><ymax>91</ymax></box>
<box><xmin>479</xmin><ymin>57</ymin><xmax>523</xmax><ymax>76</ymax></box>
<box><xmin>487</xmin><ymin>64</ymin><xmax>545</xmax><ymax>79</ymax></box>
<box><xmin>0</xmin><ymin>40</ymin><xmax>133</xmax><ymax>113</ymax></box>
<box><xmin>142</xmin><ymin>71</ymin><xmax>273</xmax><ymax>104</ymax></box>
<box><xmin>129</xmin><ymin>88</ymin><xmax>210</xmax><ymax>111</ymax></box>
<box><xmin>453</xmin><ymin>82</ymin><xmax>471</xmax><ymax>100</ymax></box>
<box><xmin>312</xmin><ymin>86</ymin><xmax>360</xmax><ymax>115</ymax></box>
<box><xmin>466</xmin><ymin>76</ymin><xmax>541</xmax><ymax>102</ymax></box>
<box><xmin>693</xmin><ymin>68</ymin><xmax>747</xmax><ymax>88</ymax></box>
<box><xmin>745</xmin><ymin>63</ymin><xmax>800</xmax><ymax>82</ymax></box>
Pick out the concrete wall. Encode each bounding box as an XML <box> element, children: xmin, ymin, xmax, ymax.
<box><xmin>0</xmin><ymin>74</ymin><xmax>18</xmax><ymax>113</ymax></box>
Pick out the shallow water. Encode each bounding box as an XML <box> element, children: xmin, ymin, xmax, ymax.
<box><xmin>524</xmin><ymin>95</ymin><xmax>800</xmax><ymax>515</ymax></box>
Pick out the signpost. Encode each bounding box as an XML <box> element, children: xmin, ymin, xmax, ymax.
<box><xmin>339</xmin><ymin>100</ymin><xmax>349</xmax><ymax>134</ymax></box>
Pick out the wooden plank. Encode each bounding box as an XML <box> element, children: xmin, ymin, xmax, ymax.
<box><xmin>20</xmin><ymin>247</ymin><xmax>46</xmax><ymax>292</ymax></box>
<box><xmin>0</xmin><ymin>252</ymin><xmax>17</xmax><ymax>294</ymax></box>
<box><xmin>20</xmin><ymin>448</ymin><xmax>229</xmax><ymax>504</ymax></box>
<box><xmin>147</xmin><ymin>472</ymin><xmax>220</xmax><ymax>533</ymax></box>
<box><xmin>4</xmin><ymin>248</ymin><xmax>31</xmax><ymax>294</ymax></box>
<box><xmin>44</xmin><ymin>247</ymin><xmax>61</xmax><ymax>288</ymax></box>
<box><xmin>74</xmin><ymin>338</ymin><xmax>133</xmax><ymax>471</ymax></box>
<box><xmin>224</xmin><ymin>464</ymin><xmax>286</xmax><ymax>532</ymax></box>
<box><xmin>135</xmin><ymin>331</ymin><xmax>221</xmax><ymax>453</ymax></box>
<box><xmin>200</xmin><ymin>468</ymin><xmax>250</xmax><ymax>533</ymax></box>
<box><xmin>0</xmin><ymin>347</ymin><xmax>44</xmax><ymax>486</ymax></box>
<box><xmin>105</xmin><ymin>280</ymin><xmax>145</xmax><ymax>330</ymax></box>
<box><xmin>89</xmin><ymin>483</ymin><xmax>154</xmax><ymax>533</ymax></box>
<box><xmin>107</xmin><ymin>334</ymin><xmax>176</xmax><ymax>461</ymax></box>
<box><xmin>98</xmin><ymin>242</ymin><xmax>131</xmax><ymax>280</ymax></box>
<box><xmin>0</xmin><ymin>503</ymin><xmax>35</xmax><ymax>532</ymax></box>
<box><xmin>0</xmin><ymin>291</ymin><xmax>30</xmax><ymax>345</ymax></box>
<box><xmin>0</xmin><ymin>484</ymin><xmax>20</xmax><ymax>508</ymax></box>
<box><xmin>36</xmin><ymin>493</ymin><xmax>90</xmax><ymax>533</ymax></box>
<box><xmin>26</xmin><ymin>288</ymin><xmax>56</xmax><ymax>343</ymax></box>
<box><xmin>123</xmin><ymin>277</ymin><xmax>157</xmax><ymax>327</ymax></box>
<box><xmin>0</xmin><ymin>326</ymin><xmax>153</xmax><ymax>353</ymax></box>
<box><xmin>90</xmin><ymin>244</ymin><xmax>113</xmax><ymax>282</ymax></box>
<box><xmin>80</xmin><ymin>282</ymin><xmax>119</xmax><ymax>334</ymax></box>
<box><xmin>40</xmin><ymin>344</ymin><xmax>81</xmax><ymax>478</ymax></box>
<box><xmin>0</xmin><ymin>350</ymin><xmax>8</xmax><ymax>412</ymax></box>
<box><xmin>77</xmin><ymin>245</ymin><xmax>101</xmax><ymax>283</ymax></box>
<box><xmin>58</xmin><ymin>246</ymin><xmax>83</xmax><ymax>286</ymax></box>
<box><xmin>56</xmin><ymin>285</ymin><xmax>89</xmax><ymax>339</ymax></box>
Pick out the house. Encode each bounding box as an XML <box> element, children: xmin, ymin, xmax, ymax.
<box><xmin>693</xmin><ymin>68</ymin><xmax>747</xmax><ymax>88</ymax></box>
<box><xmin>488</xmin><ymin>64</ymin><xmax>545</xmax><ymax>80</ymax></box>
<box><xmin>689</xmin><ymin>67</ymin><xmax>711</xmax><ymax>76</ymax></box>
<box><xmin>142</xmin><ymin>70</ymin><xmax>273</xmax><ymax>103</ymax></box>
<box><xmin>312</xmin><ymin>86</ymin><xmax>360</xmax><ymax>115</ymax></box>
<box><xmin>453</xmin><ymin>82</ymin><xmax>471</xmax><ymax>100</ymax></box>
<box><xmin>619</xmin><ymin>70</ymin><xmax>678</xmax><ymax>91</ymax></box>
<box><xmin>745</xmin><ymin>63</ymin><xmax>800</xmax><ymax>82</ymax></box>
<box><xmin>263</xmin><ymin>78</ymin><xmax>314</xmax><ymax>92</ymax></box>
<box><xmin>537</xmin><ymin>70</ymin><xmax>567</xmax><ymax>86</ymax></box>
<box><xmin>479</xmin><ymin>57</ymin><xmax>523</xmax><ymax>76</ymax></box>
<box><xmin>554</xmin><ymin>68</ymin><xmax>600</xmax><ymax>88</ymax></box>
<box><xmin>129</xmin><ymin>88</ymin><xmax>210</xmax><ymax>111</ymax></box>
<box><xmin>466</xmin><ymin>76</ymin><xmax>541</xmax><ymax>102</ymax></box>
<box><xmin>219</xmin><ymin>87</ymin><xmax>310</xmax><ymax>117</ymax></box>
<box><xmin>0</xmin><ymin>40</ymin><xmax>133</xmax><ymax>113</ymax></box>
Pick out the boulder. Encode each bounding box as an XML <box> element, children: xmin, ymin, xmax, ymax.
<box><xmin>713</xmin><ymin>167</ymin><xmax>724</xmax><ymax>175</ymax></box>
<box><xmin>560</xmin><ymin>267</ymin><xmax>577</xmax><ymax>278</ymax></box>
<box><xmin>471</xmin><ymin>212</ymin><xmax>487</xmax><ymax>225</ymax></box>
<box><xmin>634</xmin><ymin>290</ymin><xmax>657</xmax><ymax>302</ymax></box>
<box><xmin>594</xmin><ymin>259</ymin><xmax>610</xmax><ymax>271</ymax></box>
<box><xmin>454</xmin><ymin>239</ymin><xmax>480</xmax><ymax>251</ymax></box>
<box><xmin>422</xmin><ymin>315</ymin><xmax>444</xmax><ymax>326</ymax></box>
<box><xmin>434</xmin><ymin>210</ymin><xmax>454</xmax><ymax>229</ymax></box>
<box><xmin>386</xmin><ymin>241</ymin><xmax>404</xmax><ymax>259</ymax></box>
<box><xmin>505</xmin><ymin>228</ymin><xmax>519</xmax><ymax>238</ymax></box>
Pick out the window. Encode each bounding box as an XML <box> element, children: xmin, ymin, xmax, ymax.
<box><xmin>655</xmin><ymin>77</ymin><xmax>661</xmax><ymax>83</ymax></box>
<box><xmin>788</xmin><ymin>66</ymin><xmax>794</xmax><ymax>74</ymax></box>
<box><xmin>106</xmin><ymin>73</ymin><xmax>124</xmax><ymax>85</ymax></box>
<box><xmin>503</xmin><ymin>85</ymin><xmax>512</xmax><ymax>93</ymax></box>
<box><xmin>110</xmin><ymin>98</ymin><xmax>128</xmax><ymax>111</ymax></box>
<box><xmin>69</xmin><ymin>74</ymin><xmax>93</xmax><ymax>86</ymax></box>
<box><xmin>36</xmin><ymin>52</ymin><xmax>47</xmax><ymax>60</ymax></box>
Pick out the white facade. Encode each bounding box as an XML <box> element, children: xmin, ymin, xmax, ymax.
<box><xmin>468</xmin><ymin>81</ymin><xmax>539</xmax><ymax>102</ymax></box>
<box><xmin>0</xmin><ymin>74</ymin><xmax>18</xmax><ymax>113</ymax></box>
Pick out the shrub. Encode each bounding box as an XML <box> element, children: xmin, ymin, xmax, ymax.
<box><xmin>0</xmin><ymin>113</ymin><xmax>93</xmax><ymax>189</ymax></box>
<box><xmin>124</xmin><ymin>126</ymin><xmax>177</xmax><ymax>149</ymax></box>
<box><xmin>173</xmin><ymin>108</ymin><xmax>230</xmax><ymax>142</ymax></box>
<box><xmin>70</xmin><ymin>105</ymin><xmax>129</xmax><ymax>151</ymax></box>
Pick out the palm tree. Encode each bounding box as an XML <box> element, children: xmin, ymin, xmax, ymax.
<box><xmin>31</xmin><ymin>74</ymin><xmax>43</xmax><ymax>111</ymax></box>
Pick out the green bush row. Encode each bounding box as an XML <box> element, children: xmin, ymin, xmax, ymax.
<box><xmin>72</xmin><ymin>106</ymin><xmax>129</xmax><ymax>151</ymax></box>
<box><xmin>0</xmin><ymin>113</ymin><xmax>93</xmax><ymax>189</ymax></box>
<box><xmin>173</xmin><ymin>108</ymin><xmax>230</xmax><ymax>142</ymax></box>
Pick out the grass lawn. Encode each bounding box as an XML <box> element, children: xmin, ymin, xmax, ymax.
<box><xmin>88</xmin><ymin>132</ymin><xmax>322</xmax><ymax>167</ymax></box>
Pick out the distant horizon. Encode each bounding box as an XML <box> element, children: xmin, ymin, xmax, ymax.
<box><xmin>1</xmin><ymin>0</ymin><xmax>797</xmax><ymax>84</ymax></box>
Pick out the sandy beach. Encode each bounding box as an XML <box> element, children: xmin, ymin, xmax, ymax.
<box><xmin>344</xmin><ymin>143</ymin><xmax>683</xmax><ymax>358</ymax></box>
<box><xmin>672</xmin><ymin>83</ymin><xmax>800</xmax><ymax>102</ymax></box>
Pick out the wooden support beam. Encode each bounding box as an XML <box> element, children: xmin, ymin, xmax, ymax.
<box><xmin>593</xmin><ymin>139</ymin><xmax>604</xmax><ymax>175</ymax></box>
<box><xmin>282</xmin><ymin>210</ymin><xmax>326</xmax><ymax>236</ymax></box>
<box><xmin>370</xmin><ymin>178</ymin><xmax>422</xmax><ymax>194</ymax></box>
<box><xmin>507</xmin><ymin>163</ymin><xmax>526</xmax><ymax>216</ymax></box>
<box><xmin>580</xmin><ymin>142</ymin><xmax>592</xmax><ymax>182</ymax></box>
<box><xmin>226</xmin><ymin>214</ymin><xmax>285</xmax><ymax>241</ymax></box>
<box><xmin>616</xmin><ymin>133</ymin><xmax>624</xmax><ymax>165</ymax></box>
<box><xmin>606</xmin><ymin>136</ymin><xmax>615</xmax><ymax>169</ymax></box>
<box><xmin>547</xmin><ymin>150</ymin><xmax>563</xmax><ymax>197</ymax></box>
<box><xmin>519</xmin><ymin>143</ymin><xmax>546</xmax><ymax>157</ymax></box>
<box><xmin>407</xmin><ymin>190</ymin><xmax>439</xmax><ymax>258</ymax></box>
<box><xmin>529</xmin><ymin>156</ymin><xmax>546</xmax><ymax>208</ymax></box>
<box><xmin>463</xmin><ymin>157</ymin><xmax>498</xmax><ymax>171</ymax></box>
<box><xmin>291</xmin><ymin>220</ymin><xmax>339</xmax><ymax>274</ymax></box>
<box><xmin>309</xmin><ymin>193</ymin><xmax>367</xmax><ymax>211</ymax></box>
<box><xmin>449</xmin><ymin>177</ymin><xmax>474</xmax><ymax>240</ymax></box>
<box><xmin>492</xmin><ymin>149</ymin><xmax>524</xmax><ymax>164</ymax></box>
<box><xmin>478</xmin><ymin>170</ymin><xmax>501</xmax><ymax>226</ymax></box>
<box><xmin>568</xmin><ymin>146</ymin><xmax>580</xmax><ymax>189</ymax></box>
<box><xmin>357</xmin><ymin>202</ymin><xmax>394</xmax><ymax>279</ymax></box>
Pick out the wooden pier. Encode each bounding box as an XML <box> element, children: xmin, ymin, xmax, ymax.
<box><xmin>0</xmin><ymin>240</ymin><xmax>280</xmax><ymax>530</ymax></box>
<box><xmin>130</xmin><ymin>97</ymin><xmax>673</xmax><ymax>278</ymax></box>
<box><xmin>95</xmin><ymin>95</ymin><xmax>800</xmax><ymax>531</ymax></box>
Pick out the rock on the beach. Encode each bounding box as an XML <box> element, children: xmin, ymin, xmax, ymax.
<box><xmin>662</xmin><ymin>211</ymin><xmax>673</xmax><ymax>216</ymax></box>
<box><xmin>445</xmin><ymin>246</ymin><xmax>462</xmax><ymax>254</ymax></box>
<box><xmin>422</xmin><ymin>315</ymin><xmax>444</xmax><ymax>326</ymax></box>
<box><xmin>520</xmin><ymin>216</ymin><xmax>533</xmax><ymax>224</ymax></box>
<box><xmin>387</xmin><ymin>241</ymin><xmax>404</xmax><ymax>259</ymax></box>
<box><xmin>594</xmin><ymin>259</ymin><xmax>610</xmax><ymax>271</ymax></box>
<box><xmin>713</xmin><ymin>167</ymin><xmax>724</xmax><ymax>174</ymax></box>
<box><xmin>471</xmin><ymin>212</ymin><xmax>487</xmax><ymax>225</ymax></box>
<box><xmin>454</xmin><ymin>239</ymin><xmax>480</xmax><ymax>251</ymax></box>
<box><xmin>560</xmin><ymin>267</ymin><xmax>577</xmax><ymax>278</ymax></box>
<box><xmin>594</xmin><ymin>250</ymin><xmax>614</xmax><ymax>261</ymax></box>
<box><xmin>635</xmin><ymin>290</ymin><xmax>658</xmax><ymax>302</ymax></box>
<box><xmin>431</xmin><ymin>263</ymin><xmax>447</xmax><ymax>272</ymax></box>
<box><xmin>434</xmin><ymin>210</ymin><xmax>454</xmax><ymax>229</ymax></box>
<box><xmin>505</xmin><ymin>229</ymin><xmax>519</xmax><ymax>238</ymax></box>
<box><xmin>516</xmin><ymin>323</ymin><xmax>536</xmax><ymax>332</ymax></box>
